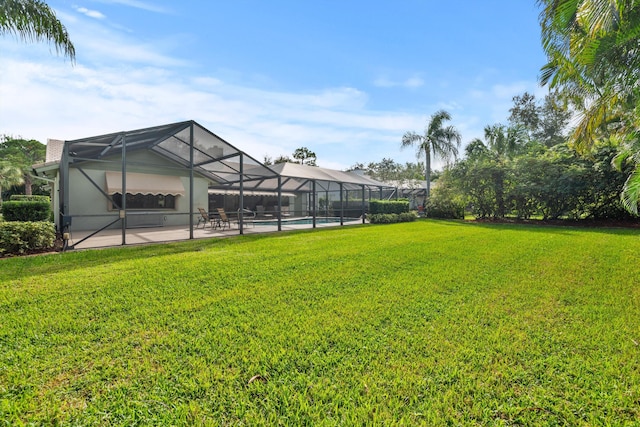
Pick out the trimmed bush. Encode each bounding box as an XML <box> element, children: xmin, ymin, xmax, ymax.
<box><xmin>425</xmin><ymin>197</ymin><xmax>465</xmax><ymax>219</ymax></box>
<box><xmin>369</xmin><ymin>200</ymin><xmax>410</xmax><ymax>215</ymax></box>
<box><xmin>1</xmin><ymin>200</ymin><xmax>51</xmax><ymax>222</ymax></box>
<box><xmin>9</xmin><ymin>195</ymin><xmax>50</xmax><ymax>202</ymax></box>
<box><xmin>0</xmin><ymin>221</ymin><xmax>56</xmax><ymax>255</ymax></box>
<box><xmin>398</xmin><ymin>212</ymin><xmax>418</xmax><ymax>222</ymax></box>
<box><xmin>368</xmin><ymin>211</ymin><xmax>417</xmax><ymax>224</ymax></box>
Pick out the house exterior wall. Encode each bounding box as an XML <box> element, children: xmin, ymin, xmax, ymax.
<box><xmin>66</xmin><ymin>150</ymin><xmax>209</xmax><ymax>231</ymax></box>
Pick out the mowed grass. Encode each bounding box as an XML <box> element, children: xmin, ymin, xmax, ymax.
<box><xmin>1</xmin><ymin>221</ymin><xmax>639</xmax><ymax>426</ymax></box>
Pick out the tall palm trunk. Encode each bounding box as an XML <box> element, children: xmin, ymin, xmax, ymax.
<box><xmin>425</xmin><ymin>146</ymin><xmax>431</xmax><ymax>198</ymax></box>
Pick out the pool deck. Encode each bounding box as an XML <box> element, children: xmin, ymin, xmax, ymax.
<box><xmin>67</xmin><ymin>217</ymin><xmax>365</xmax><ymax>250</ymax></box>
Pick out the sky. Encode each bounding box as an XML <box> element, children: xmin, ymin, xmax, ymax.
<box><xmin>0</xmin><ymin>0</ymin><xmax>549</xmax><ymax>170</ymax></box>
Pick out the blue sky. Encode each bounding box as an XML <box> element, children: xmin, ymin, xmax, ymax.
<box><xmin>0</xmin><ymin>0</ymin><xmax>548</xmax><ymax>170</ymax></box>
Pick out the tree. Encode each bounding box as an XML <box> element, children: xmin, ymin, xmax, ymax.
<box><xmin>536</xmin><ymin>91</ymin><xmax>571</xmax><ymax>148</ymax></box>
<box><xmin>366</xmin><ymin>158</ymin><xmax>401</xmax><ymax>182</ymax></box>
<box><xmin>0</xmin><ymin>0</ymin><xmax>75</xmax><ymax>61</ymax></box>
<box><xmin>0</xmin><ymin>160</ymin><xmax>24</xmax><ymax>204</ymax></box>
<box><xmin>292</xmin><ymin>147</ymin><xmax>317</xmax><ymax>166</ymax></box>
<box><xmin>483</xmin><ymin>124</ymin><xmax>526</xmax><ymax>159</ymax></box>
<box><xmin>509</xmin><ymin>91</ymin><xmax>571</xmax><ymax>148</ymax></box>
<box><xmin>274</xmin><ymin>155</ymin><xmax>292</xmax><ymax>164</ymax></box>
<box><xmin>509</xmin><ymin>92</ymin><xmax>541</xmax><ymax>139</ymax></box>
<box><xmin>401</xmin><ymin>110</ymin><xmax>461</xmax><ymax>197</ymax></box>
<box><xmin>538</xmin><ymin>0</ymin><xmax>640</xmax><ymax>213</ymax></box>
<box><xmin>0</xmin><ymin>136</ymin><xmax>46</xmax><ymax>195</ymax></box>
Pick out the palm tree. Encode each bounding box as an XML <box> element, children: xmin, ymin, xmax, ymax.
<box><xmin>0</xmin><ymin>0</ymin><xmax>75</xmax><ymax>61</ymax></box>
<box><xmin>483</xmin><ymin>124</ymin><xmax>526</xmax><ymax>159</ymax></box>
<box><xmin>0</xmin><ymin>160</ymin><xmax>24</xmax><ymax>204</ymax></box>
<box><xmin>538</xmin><ymin>0</ymin><xmax>640</xmax><ymax>213</ymax></box>
<box><xmin>401</xmin><ymin>110</ymin><xmax>461</xmax><ymax>198</ymax></box>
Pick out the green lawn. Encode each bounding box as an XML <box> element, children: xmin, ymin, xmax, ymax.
<box><xmin>1</xmin><ymin>220</ymin><xmax>639</xmax><ymax>425</ymax></box>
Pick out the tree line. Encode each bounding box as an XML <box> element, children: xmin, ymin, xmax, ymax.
<box><xmin>425</xmin><ymin>90</ymin><xmax>636</xmax><ymax>221</ymax></box>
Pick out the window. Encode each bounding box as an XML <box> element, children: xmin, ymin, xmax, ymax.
<box><xmin>111</xmin><ymin>193</ymin><xmax>176</xmax><ymax>210</ymax></box>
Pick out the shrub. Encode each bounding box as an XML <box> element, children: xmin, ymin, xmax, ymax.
<box><xmin>425</xmin><ymin>197</ymin><xmax>465</xmax><ymax>219</ymax></box>
<box><xmin>369</xmin><ymin>200</ymin><xmax>410</xmax><ymax>215</ymax></box>
<box><xmin>0</xmin><ymin>221</ymin><xmax>56</xmax><ymax>255</ymax></box>
<box><xmin>9</xmin><ymin>195</ymin><xmax>50</xmax><ymax>202</ymax></box>
<box><xmin>368</xmin><ymin>213</ymin><xmax>397</xmax><ymax>224</ymax></box>
<box><xmin>368</xmin><ymin>212</ymin><xmax>417</xmax><ymax>224</ymax></box>
<box><xmin>398</xmin><ymin>212</ymin><xmax>418</xmax><ymax>222</ymax></box>
<box><xmin>1</xmin><ymin>200</ymin><xmax>51</xmax><ymax>222</ymax></box>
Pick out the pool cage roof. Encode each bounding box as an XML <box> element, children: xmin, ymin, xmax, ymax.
<box><xmin>58</xmin><ymin>120</ymin><xmax>394</xmax><ymax>194</ymax></box>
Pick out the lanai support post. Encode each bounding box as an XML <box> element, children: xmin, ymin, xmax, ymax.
<box><xmin>312</xmin><ymin>180</ymin><xmax>317</xmax><ymax>228</ymax></box>
<box><xmin>361</xmin><ymin>185</ymin><xmax>366</xmax><ymax>224</ymax></box>
<box><xmin>239</xmin><ymin>154</ymin><xmax>244</xmax><ymax>235</ymax></box>
<box><xmin>277</xmin><ymin>175</ymin><xmax>282</xmax><ymax>231</ymax></box>
<box><xmin>339</xmin><ymin>183</ymin><xmax>344</xmax><ymax>226</ymax></box>
<box><xmin>189</xmin><ymin>123</ymin><xmax>194</xmax><ymax>239</ymax></box>
<box><xmin>121</xmin><ymin>133</ymin><xmax>127</xmax><ymax>246</ymax></box>
<box><xmin>345</xmin><ymin>188</ymin><xmax>349</xmax><ymax>220</ymax></box>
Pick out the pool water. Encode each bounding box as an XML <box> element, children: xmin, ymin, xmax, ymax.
<box><xmin>252</xmin><ymin>217</ymin><xmax>360</xmax><ymax>226</ymax></box>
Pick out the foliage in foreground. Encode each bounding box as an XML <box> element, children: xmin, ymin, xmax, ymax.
<box><xmin>1</xmin><ymin>221</ymin><xmax>639</xmax><ymax>425</ymax></box>
<box><xmin>538</xmin><ymin>0</ymin><xmax>640</xmax><ymax>213</ymax></box>
<box><xmin>0</xmin><ymin>220</ymin><xmax>55</xmax><ymax>255</ymax></box>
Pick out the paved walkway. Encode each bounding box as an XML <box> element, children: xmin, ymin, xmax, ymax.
<box><xmin>67</xmin><ymin>218</ymin><xmax>364</xmax><ymax>250</ymax></box>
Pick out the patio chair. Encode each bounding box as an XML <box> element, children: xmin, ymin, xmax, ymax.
<box><xmin>256</xmin><ymin>205</ymin><xmax>271</xmax><ymax>218</ymax></box>
<box><xmin>216</xmin><ymin>208</ymin><xmax>231</xmax><ymax>230</ymax></box>
<box><xmin>197</xmin><ymin>207</ymin><xmax>216</xmax><ymax>228</ymax></box>
<box><xmin>238</xmin><ymin>208</ymin><xmax>256</xmax><ymax>228</ymax></box>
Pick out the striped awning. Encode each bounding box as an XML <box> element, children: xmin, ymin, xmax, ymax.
<box><xmin>105</xmin><ymin>171</ymin><xmax>186</xmax><ymax>196</ymax></box>
<box><xmin>208</xmin><ymin>188</ymin><xmax>297</xmax><ymax>197</ymax></box>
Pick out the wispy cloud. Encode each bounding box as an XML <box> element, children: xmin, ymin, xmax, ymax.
<box><xmin>55</xmin><ymin>8</ymin><xmax>190</xmax><ymax>67</ymax></box>
<box><xmin>373</xmin><ymin>75</ymin><xmax>424</xmax><ymax>89</ymax></box>
<box><xmin>93</xmin><ymin>0</ymin><xmax>171</xmax><ymax>14</ymax></box>
<box><xmin>74</xmin><ymin>7</ymin><xmax>106</xmax><ymax>19</ymax></box>
<box><xmin>0</xmin><ymin>56</ymin><xmax>419</xmax><ymax>169</ymax></box>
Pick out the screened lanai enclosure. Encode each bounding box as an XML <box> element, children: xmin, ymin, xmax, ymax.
<box><xmin>33</xmin><ymin>120</ymin><xmax>395</xmax><ymax>249</ymax></box>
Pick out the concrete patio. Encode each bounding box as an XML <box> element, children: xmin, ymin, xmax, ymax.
<box><xmin>67</xmin><ymin>218</ymin><xmax>364</xmax><ymax>250</ymax></box>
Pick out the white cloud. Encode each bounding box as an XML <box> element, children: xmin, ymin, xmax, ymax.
<box><xmin>54</xmin><ymin>8</ymin><xmax>191</xmax><ymax>67</ymax></box>
<box><xmin>93</xmin><ymin>0</ymin><xmax>171</xmax><ymax>14</ymax></box>
<box><xmin>373</xmin><ymin>74</ymin><xmax>424</xmax><ymax>89</ymax></box>
<box><xmin>404</xmin><ymin>77</ymin><xmax>424</xmax><ymax>88</ymax></box>
<box><xmin>75</xmin><ymin>7</ymin><xmax>106</xmax><ymax>19</ymax></box>
<box><xmin>0</xmin><ymin>56</ymin><xmax>419</xmax><ymax>169</ymax></box>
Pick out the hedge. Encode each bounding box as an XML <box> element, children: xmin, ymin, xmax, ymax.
<box><xmin>0</xmin><ymin>221</ymin><xmax>56</xmax><ymax>255</ymax></box>
<box><xmin>369</xmin><ymin>200</ymin><xmax>410</xmax><ymax>215</ymax></box>
<box><xmin>368</xmin><ymin>212</ymin><xmax>417</xmax><ymax>224</ymax></box>
<box><xmin>9</xmin><ymin>195</ymin><xmax>51</xmax><ymax>202</ymax></box>
<box><xmin>425</xmin><ymin>198</ymin><xmax>465</xmax><ymax>219</ymax></box>
<box><xmin>1</xmin><ymin>200</ymin><xmax>51</xmax><ymax>222</ymax></box>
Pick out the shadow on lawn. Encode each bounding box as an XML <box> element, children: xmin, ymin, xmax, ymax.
<box><xmin>457</xmin><ymin>218</ymin><xmax>640</xmax><ymax>236</ymax></box>
<box><xmin>0</xmin><ymin>227</ymin><xmax>326</xmax><ymax>282</ymax></box>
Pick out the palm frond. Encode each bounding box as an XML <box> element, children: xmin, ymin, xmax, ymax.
<box><xmin>621</xmin><ymin>165</ymin><xmax>640</xmax><ymax>214</ymax></box>
<box><xmin>0</xmin><ymin>0</ymin><xmax>75</xmax><ymax>61</ymax></box>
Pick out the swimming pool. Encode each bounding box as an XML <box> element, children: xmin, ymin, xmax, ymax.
<box><xmin>252</xmin><ymin>217</ymin><xmax>360</xmax><ymax>226</ymax></box>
